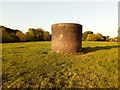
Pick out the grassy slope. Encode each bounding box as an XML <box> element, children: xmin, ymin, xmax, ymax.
<box><xmin>2</xmin><ymin>41</ymin><xmax>119</xmax><ymax>88</ymax></box>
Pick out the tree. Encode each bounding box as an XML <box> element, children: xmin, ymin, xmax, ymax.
<box><xmin>36</xmin><ymin>28</ymin><xmax>44</xmax><ymax>41</ymax></box>
<box><xmin>1</xmin><ymin>26</ymin><xmax>20</xmax><ymax>43</ymax></box>
<box><xmin>104</xmin><ymin>36</ymin><xmax>110</xmax><ymax>41</ymax></box>
<box><xmin>16</xmin><ymin>31</ymin><xmax>28</xmax><ymax>42</ymax></box>
<box><xmin>1</xmin><ymin>26</ymin><xmax>51</xmax><ymax>42</ymax></box>
<box><xmin>95</xmin><ymin>33</ymin><xmax>104</xmax><ymax>41</ymax></box>
<box><xmin>27</xmin><ymin>28</ymin><xmax>36</xmax><ymax>41</ymax></box>
<box><xmin>86</xmin><ymin>34</ymin><xmax>97</xmax><ymax>41</ymax></box>
<box><xmin>86</xmin><ymin>33</ymin><xmax>104</xmax><ymax>41</ymax></box>
<box><xmin>82</xmin><ymin>31</ymin><xmax>93</xmax><ymax>41</ymax></box>
<box><xmin>27</xmin><ymin>28</ymin><xmax>45</xmax><ymax>41</ymax></box>
<box><xmin>42</xmin><ymin>31</ymin><xmax>51</xmax><ymax>41</ymax></box>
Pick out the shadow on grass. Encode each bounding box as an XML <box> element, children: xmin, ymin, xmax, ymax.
<box><xmin>82</xmin><ymin>45</ymin><xmax>120</xmax><ymax>54</ymax></box>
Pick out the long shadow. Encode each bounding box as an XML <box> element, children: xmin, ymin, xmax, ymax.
<box><xmin>82</xmin><ymin>45</ymin><xmax>120</xmax><ymax>54</ymax></box>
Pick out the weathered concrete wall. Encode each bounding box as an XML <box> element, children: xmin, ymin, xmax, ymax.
<box><xmin>51</xmin><ymin>23</ymin><xmax>82</xmax><ymax>53</ymax></box>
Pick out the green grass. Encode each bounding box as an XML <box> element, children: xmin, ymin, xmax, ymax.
<box><xmin>2</xmin><ymin>41</ymin><xmax>119</xmax><ymax>88</ymax></box>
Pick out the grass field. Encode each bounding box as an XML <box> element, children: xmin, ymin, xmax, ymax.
<box><xmin>2</xmin><ymin>41</ymin><xmax>119</xmax><ymax>88</ymax></box>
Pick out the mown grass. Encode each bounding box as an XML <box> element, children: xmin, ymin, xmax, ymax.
<box><xmin>2</xmin><ymin>41</ymin><xmax>119</xmax><ymax>88</ymax></box>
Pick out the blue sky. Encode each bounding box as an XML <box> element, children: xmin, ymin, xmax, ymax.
<box><xmin>1</xmin><ymin>2</ymin><xmax>118</xmax><ymax>37</ymax></box>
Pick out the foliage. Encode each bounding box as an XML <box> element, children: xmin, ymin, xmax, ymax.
<box><xmin>27</xmin><ymin>28</ymin><xmax>38</xmax><ymax>41</ymax></box>
<box><xmin>2</xmin><ymin>41</ymin><xmax>119</xmax><ymax>88</ymax></box>
<box><xmin>36</xmin><ymin>28</ymin><xmax>44</xmax><ymax>41</ymax></box>
<box><xmin>82</xmin><ymin>31</ymin><xmax>93</xmax><ymax>41</ymax></box>
<box><xmin>43</xmin><ymin>31</ymin><xmax>51</xmax><ymax>41</ymax></box>
<box><xmin>104</xmin><ymin>36</ymin><xmax>110</xmax><ymax>41</ymax></box>
<box><xmin>95</xmin><ymin>33</ymin><xmax>104</xmax><ymax>41</ymax></box>
<box><xmin>16</xmin><ymin>31</ymin><xmax>28</xmax><ymax>42</ymax></box>
<box><xmin>1</xmin><ymin>26</ymin><xmax>51</xmax><ymax>43</ymax></box>
<box><xmin>82</xmin><ymin>31</ymin><xmax>110</xmax><ymax>41</ymax></box>
<box><xmin>86</xmin><ymin>34</ymin><xmax>97</xmax><ymax>41</ymax></box>
<box><xmin>0</xmin><ymin>26</ymin><xmax>20</xmax><ymax>43</ymax></box>
<box><xmin>25</xmin><ymin>28</ymin><xmax>51</xmax><ymax>41</ymax></box>
<box><xmin>86</xmin><ymin>33</ymin><xmax>105</xmax><ymax>41</ymax></box>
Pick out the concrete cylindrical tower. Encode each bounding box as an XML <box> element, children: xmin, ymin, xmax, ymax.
<box><xmin>51</xmin><ymin>23</ymin><xmax>82</xmax><ymax>53</ymax></box>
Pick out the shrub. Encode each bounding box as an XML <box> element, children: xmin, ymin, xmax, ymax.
<box><xmin>82</xmin><ymin>31</ymin><xmax>93</xmax><ymax>41</ymax></box>
<box><xmin>16</xmin><ymin>31</ymin><xmax>29</xmax><ymax>42</ymax></box>
<box><xmin>86</xmin><ymin>33</ymin><xmax>105</xmax><ymax>41</ymax></box>
<box><xmin>86</xmin><ymin>34</ymin><xmax>97</xmax><ymax>41</ymax></box>
<box><xmin>1</xmin><ymin>26</ymin><xmax>20</xmax><ymax>43</ymax></box>
<box><xmin>43</xmin><ymin>31</ymin><xmax>51</xmax><ymax>41</ymax></box>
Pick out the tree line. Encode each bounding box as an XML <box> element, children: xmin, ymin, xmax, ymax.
<box><xmin>82</xmin><ymin>31</ymin><xmax>119</xmax><ymax>42</ymax></box>
<box><xmin>0</xmin><ymin>26</ymin><xmax>51</xmax><ymax>43</ymax></box>
<box><xmin>0</xmin><ymin>26</ymin><xmax>119</xmax><ymax>43</ymax></box>
<box><xmin>82</xmin><ymin>31</ymin><xmax>110</xmax><ymax>41</ymax></box>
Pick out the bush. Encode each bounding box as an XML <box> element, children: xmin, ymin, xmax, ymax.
<box><xmin>27</xmin><ymin>28</ymin><xmax>36</xmax><ymax>41</ymax></box>
<box><xmin>27</xmin><ymin>28</ymin><xmax>44</xmax><ymax>41</ymax></box>
<box><xmin>43</xmin><ymin>31</ymin><xmax>51</xmax><ymax>41</ymax></box>
<box><xmin>86</xmin><ymin>33</ymin><xmax>104</xmax><ymax>41</ymax></box>
<box><xmin>104</xmin><ymin>36</ymin><xmax>110</xmax><ymax>41</ymax></box>
<box><xmin>82</xmin><ymin>31</ymin><xmax>93</xmax><ymax>41</ymax></box>
<box><xmin>86</xmin><ymin>34</ymin><xmax>97</xmax><ymax>41</ymax></box>
<box><xmin>1</xmin><ymin>26</ymin><xmax>20</xmax><ymax>43</ymax></box>
<box><xmin>27</xmin><ymin>28</ymin><xmax>51</xmax><ymax>41</ymax></box>
<box><xmin>16</xmin><ymin>31</ymin><xmax>29</xmax><ymax>42</ymax></box>
<box><xmin>95</xmin><ymin>33</ymin><xmax>104</xmax><ymax>41</ymax></box>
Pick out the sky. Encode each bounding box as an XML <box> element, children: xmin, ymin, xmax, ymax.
<box><xmin>0</xmin><ymin>1</ymin><xmax>119</xmax><ymax>38</ymax></box>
